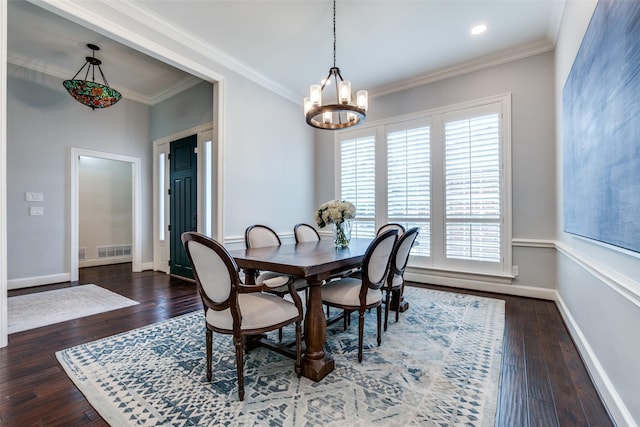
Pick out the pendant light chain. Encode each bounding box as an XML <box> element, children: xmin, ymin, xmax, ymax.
<box><xmin>333</xmin><ymin>0</ymin><xmax>337</xmax><ymax>68</ymax></box>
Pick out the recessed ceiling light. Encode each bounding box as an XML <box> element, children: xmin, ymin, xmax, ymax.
<box><xmin>471</xmin><ymin>24</ymin><xmax>487</xmax><ymax>35</ymax></box>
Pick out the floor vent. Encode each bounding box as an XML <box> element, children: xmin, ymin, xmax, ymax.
<box><xmin>97</xmin><ymin>244</ymin><xmax>132</xmax><ymax>259</ymax></box>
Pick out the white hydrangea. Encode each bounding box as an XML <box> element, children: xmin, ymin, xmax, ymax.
<box><xmin>315</xmin><ymin>199</ymin><xmax>356</xmax><ymax>228</ymax></box>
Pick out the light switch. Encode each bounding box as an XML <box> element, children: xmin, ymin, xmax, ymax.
<box><xmin>29</xmin><ymin>206</ymin><xmax>44</xmax><ymax>216</ymax></box>
<box><xmin>25</xmin><ymin>192</ymin><xmax>44</xmax><ymax>202</ymax></box>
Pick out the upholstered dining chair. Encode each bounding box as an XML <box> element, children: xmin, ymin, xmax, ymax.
<box><xmin>181</xmin><ymin>232</ymin><xmax>303</xmax><ymax>401</ymax></box>
<box><xmin>245</xmin><ymin>224</ymin><xmax>309</xmax><ymax>294</ymax></box>
<box><xmin>245</xmin><ymin>224</ymin><xmax>308</xmax><ymax>341</ymax></box>
<box><xmin>321</xmin><ymin>228</ymin><xmax>399</xmax><ymax>362</ymax></box>
<box><xmin>294</xmin><ymin>223</ymin><xmax>321</xmax><ymax>243</ymax></box>
<box><xmin>383</xmin><ymin>227</ymin><xmax>419</xmax><ymax>331</ymax></box>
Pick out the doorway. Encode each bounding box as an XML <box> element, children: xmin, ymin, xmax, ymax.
<box><xmin>70</xmin><ymin>148</ymin><xmax>142</xmax><ymax>283</ymax></box>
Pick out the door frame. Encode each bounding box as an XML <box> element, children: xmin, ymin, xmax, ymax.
<box><xmin>70</xmin><ymin>148</ymin><xmax>142</xmax><ymax>282</ymax></box>
<box><xmin>153</xmin><ymin>122</ymin><xmax>214</xmax><ymax>273</ymax></box>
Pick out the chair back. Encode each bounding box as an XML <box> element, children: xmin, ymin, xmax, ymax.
<box><xmin>361</xmin><ymin>229</ymin><xmax>399</xmax><ymax>292</ymax></box>
<box><xmin>245</xmin><ymin>224</ymin><xmax>281</xmax><ymax>248</ymax></box>
<box><xmin>389</xmin><ymin>227</ymin><xmax>419</xmax><ymax>285</ymax></box>
<box><xmin>294</xmin><ymin>223</ymin><xmax>321</xmax><ymax>243</ymax></box>
<box><xmin>182</xmin><ymin>232</ymin><xmax>239</xmax><ymax>310</ymax></box>
<box><xmin>377</xmin><ymin>223</ymin><xmax>406</xmax><ymax>236</ymax></box>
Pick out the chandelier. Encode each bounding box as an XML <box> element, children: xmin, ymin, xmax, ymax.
<box><xmin>63</xmin><ymin>44</ymin><xmax>122</xmax><ymax>110</ymax></box>
<box><xmin>304</xmin><ymin>0</ymin><xmax>368</xmax><ymax>130</ymax></box>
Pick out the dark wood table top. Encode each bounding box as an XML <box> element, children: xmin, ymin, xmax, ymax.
<box><xmin>228</xmin><ymin>238</ymin><xmax>371</xmax><ymax>280</ymax></box>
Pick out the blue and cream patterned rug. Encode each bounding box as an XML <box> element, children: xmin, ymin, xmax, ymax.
<box><xmin>56</xmin><ymin>287</ymin><xmax>505</xmax><ymax>426</ymax></box>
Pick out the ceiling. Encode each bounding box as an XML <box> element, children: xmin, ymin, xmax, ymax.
<box><xmin>7</xmin><ymin>0</ymin><xmax>565</xmax><ymax>105</ymax></box>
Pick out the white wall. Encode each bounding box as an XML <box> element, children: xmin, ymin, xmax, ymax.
<box><xmin>555</xmin><ymin>1</ymin><xmax>640</xmax><ymax>425</ymax></box>
<box><xmin>315</xmin><ymin>51</ymin><xmax>557</xmax><ymax>296</ymax></box>
<box><xmin>79</xmin><ymin>156</ymin><xmax>132</xmax><ymax>265</ymax></box>
<box><xmin>6</xmin><ymin>64</ymin><xmax>152</xmax><ymax>285</ymax></box>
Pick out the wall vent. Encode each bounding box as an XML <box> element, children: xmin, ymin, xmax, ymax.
<box><xmin>79</xmin><ymin>247</ymin><xmax>87</xmax><ymax>261</ymax></box>
<box><xmin>97</xmin><ymin>244</ymin><xmax>132</xmax><ymax>258</ymax></box>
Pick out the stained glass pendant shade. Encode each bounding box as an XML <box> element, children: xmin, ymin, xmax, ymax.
<box><xmin>63</xmin><ymin>44</ymin><xmax>122</xmax><ymax>110</ymax></box>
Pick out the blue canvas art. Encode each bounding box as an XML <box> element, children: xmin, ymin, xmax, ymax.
<box><xmin>563</xmin><ymin>0</ymin><xmax>640</xmax><ymax>253</ymax></box>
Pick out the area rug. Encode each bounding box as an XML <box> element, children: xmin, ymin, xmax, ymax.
<box><xmin>8</xmin><ymin>284</ymin><xmax>139</xmax><ymax>334</ymax></box>
<box><xmin>56</xmin><ymin>287</ymin><xmax>504</xmax><ymax>426</ymax></box>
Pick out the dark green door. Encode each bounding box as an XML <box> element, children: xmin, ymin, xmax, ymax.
<box><xmin>170</xmin><ymin>135</ymin><xmax>197</xmax><ymax>278</ymax></box>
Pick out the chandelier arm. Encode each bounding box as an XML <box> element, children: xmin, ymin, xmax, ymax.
<box><xmin>320</xmin><ymin>69</ymin><xmax>333</xmax><ymax>91</ymax></box>
<box><xmin>83</xmin><ymin>63</ymin><xmax>91</xmax><ymax>82</ymax></box>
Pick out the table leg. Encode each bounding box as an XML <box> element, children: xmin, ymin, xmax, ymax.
<box><xmin>302</xmin><ymin>277</ymin><xmax>334</xmax><ymax>381</ymax></box>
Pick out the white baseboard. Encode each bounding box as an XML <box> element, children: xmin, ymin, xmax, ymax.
<box><xmin>8</xmin><ymin>273</ymin><xmax>71</xmax><ymax>290</ymax></box>
<box><xmin>79</xmin><ymin>256</ymin><xmax>132</xmax><ymax>268</ymax></box>
<box><xmin>555</xmin><ymin>295</ymin><xmax>636</xmax><ymax>427</ymax></box>
<box><xmin>404</xmin><ymin>271</ymin><xmax>557</xmax><ymax>300</ymax></box>
<box><xmin>140</xmin><ymin>261</ymin><xmax>154</xmax><ymax>271</ymax></box>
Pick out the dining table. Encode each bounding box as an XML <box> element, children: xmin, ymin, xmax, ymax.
<box><xmin>227</xmin><ymin>237</ymin><xmax>372</xmax><ymax>381</ymax></box>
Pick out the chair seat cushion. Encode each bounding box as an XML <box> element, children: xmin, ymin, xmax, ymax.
<box><xmin>322</xmin><ymin>278</ymin><xmax>382</xmax><ymax>307</ymax></box>
<box><xmin>206</xmin><ymin>292</ymin><xmax>300</xmax><ymax>331</ymax></box>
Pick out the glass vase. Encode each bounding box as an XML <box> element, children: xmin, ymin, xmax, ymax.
<box><xmin>332</xmin><ymin>220</ymin><xmax>352</xmax><ymax>248</ymax></box>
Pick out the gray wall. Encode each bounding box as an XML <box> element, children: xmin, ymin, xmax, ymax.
<box><xmin>555</xmin><ymin>1</ymin><xmax>640</xmax><ymax>424</ymax></box>
<box><xmin>7</xmin><ymin>64</ymin><xmax>152</xmax><ymax>282</ymax></box>
<box><xmin>314</xmin><ymin>51</ymin><xmax>557</xmax><ymax>293</ymax></box>
<box><xmin>151</xmin><ymin>80</ymin><xmax>213</xmax><ymax>141</ymax></box>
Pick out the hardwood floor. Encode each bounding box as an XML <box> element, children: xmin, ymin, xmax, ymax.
<box><xmin>1</xmin><ymin>264</ymin><xmax>613</xmax><ymax>426</ymax></box>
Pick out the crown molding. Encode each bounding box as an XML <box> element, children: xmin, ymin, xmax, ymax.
<box><xmin>100</xmin><ymin>0</ymin><xmax>300</xmax><ymax>104</ymax></box>
<box><xmin>371</xmin><ymin>39</ymin><xmax>555</xmax><ymax>99</ymax></box>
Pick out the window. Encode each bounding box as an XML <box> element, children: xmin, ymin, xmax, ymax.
<box><xmin>337</xmin><ymin>95</ymin><xmax>511</xmax><ymax>276</ymax></box>
<box><xmin>340</xmin><ymin>133</ymin><xmax>376</xmax><ymax>238</ymax></box>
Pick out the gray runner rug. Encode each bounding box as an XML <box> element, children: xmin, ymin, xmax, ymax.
<box><xmin>56</xmin><ymin>287</ymin><xmax>504</xmax><ymax>426</ymax></box>
<box><xmin>8</xmin><ymin>284</ymin><xmax>139</xmax><ymax>334</ymax></box>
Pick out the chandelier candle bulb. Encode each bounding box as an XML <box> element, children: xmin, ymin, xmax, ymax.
<box><xmin>310</xmin><ymin>85</ymin><xmax>322</xmax><ymax>106</ymax></box>
<box><xmin>304</xmin><ymin>97</ymin><xmax>312</xmax><ymax>115</ymax></box>
<box><xmin>339</xmin><ymin>80</ymin><xmax>351</xmax><ymax>104</ymax></box>
<box><xmin>357</xmin><ymin>90</ymin><xmax>368</xmax><ymax>111</ymax></box>
<box><xmin>323</xmin><ymin>111</ymin><xmax>332</xmax><ymax>124</ymax></box>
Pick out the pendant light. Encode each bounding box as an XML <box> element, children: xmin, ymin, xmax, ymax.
<box><xmin>304</xmin><ymin>0</ymin><xmax>368</xmax><ymax>130</ymax></box>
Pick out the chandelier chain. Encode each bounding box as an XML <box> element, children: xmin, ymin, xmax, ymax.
<box><xmin>333</xmin><ymin>0</ymin><xmax>336</xmax><ymax>68</ymax></box>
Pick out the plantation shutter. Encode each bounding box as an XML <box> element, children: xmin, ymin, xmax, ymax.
<box><xmin>444</xmin><ymin>111</ymin><xmax>501</xmax><ymax>262</ymax></box>
<box><xmin>340</xmin><ymin>134</ymin><xmax>376</xmax><ymax>237</ymax></box>
<box><xmin>387</xmin><ymin>125</ymin><xmax>431</xmax><ymax>256</ymax></box>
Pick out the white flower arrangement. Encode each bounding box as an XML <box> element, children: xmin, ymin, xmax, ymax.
<box><xmin>315</xmin><ymin>199</ymin><xmax>356</xmax><ymax>228</ymax></box>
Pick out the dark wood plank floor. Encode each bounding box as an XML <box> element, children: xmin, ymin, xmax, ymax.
<box><xmin>1</xmin><ymin>263</ymin><xmax>613</xmax><ymax>426</ymax></box>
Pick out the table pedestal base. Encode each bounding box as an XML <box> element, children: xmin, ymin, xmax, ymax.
<box><xmin>302</xmin><ymin>354</ymin><xmax>335</xmax><ymax>382</ymax></box>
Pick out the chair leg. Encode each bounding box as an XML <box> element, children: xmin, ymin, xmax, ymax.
<box><xmin>279</xmin><ymin>328</ymin><xmax>283</xmax><ymax>342</ymax></box>
<box><xmin>343</xmin><ymin>309</ymin><xmax>348</xmax><ymax>331</ymax></box>
<box><xmin>206</xmin><ymin>329</ymin><xmax>213</xmax><ymax>381</ymax></box>
<box><xmin>295</xmin><ymin>321</ymin><xmax>302</xmax><ymax>377</ymax></box>
<box><xmin>233</xmin><ymin>335</ymin><xmax>245</xmax><ymax>401</ymax></box>
<box><xmin>384</xmin><ymin>289</ymin><xmax>391</xmax><ymax>331</ymax></box>
<box><xmin>394</xmin><ymin>289</ymin><xmax>401</xmax><ymax>323</ymax></box>
<box><xmin>358</xmin><ymin>309</ymin><xmax>365</xmax><ymax>363</ymax></box>
<box><xmin>376</xmin><ymin>305</ymin><xmax>382</xmax><ymax>347</ymax></box>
